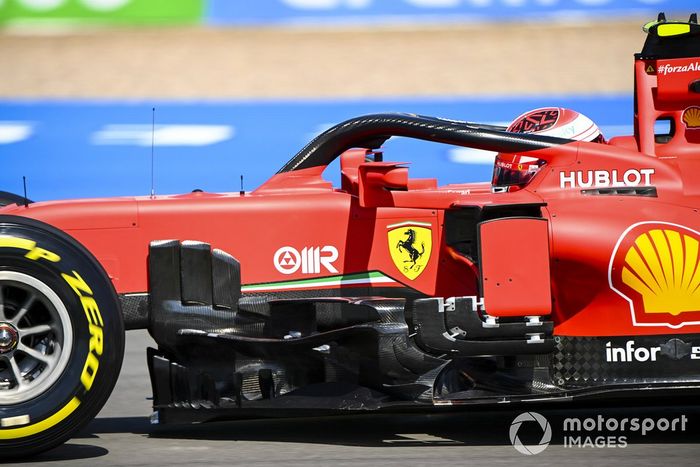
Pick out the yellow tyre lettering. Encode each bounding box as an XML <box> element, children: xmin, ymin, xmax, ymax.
<box><xmin>61</xmin><ymin>271</ymin><xmax>105</xmax><ymax>393</ymax></box>
<box><xmin>0</xmin><ymin>236</ymin><xmax>35</xmax><ymax>251</ymax></box>
<box><xmin>0</xmin><ymin>235</ymin><xmax>60</xmax><ymax>263</ymax></box>
<box><xmin>61</xmin><ymin>271</ymin><xmax>94</xmax><ymax>298</ymax></box>
<box><xmin>0</xmin><ymin>236</ymin><xmax>108</xmax><ymax>441</ymax></box>
<box><xmin>80</xmin><ymin>352</ymin><xmax>100</xmax><ymax>392</ymax></box>
<box><xmin>81</xmin><ymin>296</ymin><xmax>104</xmax><ymax>327</ymax></box>
<box><xmin>25</xmin><ymin>247</ymin><xmax>61</xmax><ymax>263</ymax></box>
<box><xmin>88</xmin><ymin>323</ymin><xmax>103</xmax><ymax>357</ymax></box>
<box><xmin>0</xmin><ymin>398</ymin><xmax>81</xmax><ymax>440</ymax></box>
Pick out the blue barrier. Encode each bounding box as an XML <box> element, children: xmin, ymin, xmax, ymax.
<box><xmin>206</xmin><ymin>1</ymin><xmax>695</xmax><ymax>26</ymax></box>
<box><xmin>0</xmin><ymin>96</ymin><xmax>630</xmax><ymax>201</ymax></box>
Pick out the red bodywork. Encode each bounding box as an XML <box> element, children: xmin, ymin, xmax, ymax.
<box><xmin>2</xmin><ymin>37</ymin><xmax>700</xmax><ymax>339</ymax></box>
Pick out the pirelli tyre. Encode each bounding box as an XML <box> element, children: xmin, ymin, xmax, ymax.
<box><xmin>0</xmin><ymin>215</ymin><xmax>124</xmax><ymax>458</ymax></box>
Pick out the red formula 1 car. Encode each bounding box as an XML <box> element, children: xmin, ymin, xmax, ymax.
<box><xmin>2</xmin><ymin>14</ymin><xmax>700</xmax><ymax>457</ymax></box>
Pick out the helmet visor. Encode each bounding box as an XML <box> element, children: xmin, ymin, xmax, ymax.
<box><xmin>492</xmin><ymin>154</ymin><xmax>546</xmax><ymax>188</ymax></box>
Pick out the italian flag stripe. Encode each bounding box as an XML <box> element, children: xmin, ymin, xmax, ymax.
<box><xmin>241</xmin><ymin>271</ymin><xmax>397</xmax><ymax>292</ymax></box>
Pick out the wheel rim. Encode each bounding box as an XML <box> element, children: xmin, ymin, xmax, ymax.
<box><xmin>0</xmin><ymin>271</ymin><xmax>74</xmax><ymax>405</ymax></box>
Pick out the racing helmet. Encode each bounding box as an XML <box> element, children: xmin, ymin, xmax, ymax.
<box><xmin>492</xmin><ymin>107</ymin><xmax>605</xmax><ymax>192</ymax></box>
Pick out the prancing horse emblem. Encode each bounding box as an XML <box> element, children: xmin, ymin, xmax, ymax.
<box><xmin>397</xmin><ymin>229</ymin><xmax>425</xmax><ymax>268</ymax></box>
<box><xmin>387</xmin><ymin>222</ymin><xmax>432</xmax><ymax>280</ymax></box>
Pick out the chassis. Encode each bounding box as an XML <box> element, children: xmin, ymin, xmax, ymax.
<box><xmin>1</xmin><ymin>13</ymin><xmax>700</xmax><ymax>457</ymax></box>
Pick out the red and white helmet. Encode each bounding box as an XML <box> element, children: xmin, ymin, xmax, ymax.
<box><xmin>492</xmin><ymin>108</ymin><xmax>605</xmax><ymax>192</ymax></box>
<box><xmin>506</xmin><ymin>107</ymin><xmax>605</xmax><ymax>143</ymax></box>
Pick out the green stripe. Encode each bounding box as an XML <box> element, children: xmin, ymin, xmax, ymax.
<box><xmin>241</xmin><ymin>271</ymin><xmax>387</xmax><ymax>290</ymax></box>
<box><xmin>0</xmin><ymin>0</ymin><xmax>204</xmax><ymax>26</ymax></box>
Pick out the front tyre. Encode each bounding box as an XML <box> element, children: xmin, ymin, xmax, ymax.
<box><xmin>0</xmin><ymin>215</ymin><xmax>124</xmax><ymax>458</ymax></box>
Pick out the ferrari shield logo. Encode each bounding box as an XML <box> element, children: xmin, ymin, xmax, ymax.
<box><xmin>387</xmin><ymin>222</ymin><xmax>432</xmax><ymax>280</ymax></box>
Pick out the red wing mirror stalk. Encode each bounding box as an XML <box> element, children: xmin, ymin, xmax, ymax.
<box><xmin>358</xmin><ymin>162</ymin><xmax>408</xmax><ymax>208</ymax></box>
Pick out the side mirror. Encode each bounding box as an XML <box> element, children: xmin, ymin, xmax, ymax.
<box><xmin>340</xmin><ymin>148</ymin><xmax>383</xmax><ymax>194</ymax></box>
<box><xmin>358</xmin><ymin>162</ymin><xmax>408</xmax><ymax>207</ymax></box>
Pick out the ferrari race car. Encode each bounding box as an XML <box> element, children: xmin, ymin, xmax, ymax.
<box><xmin>2</xmin><ymin>14</ymin><xmax>700</xmax><ymax>457</ymax></box>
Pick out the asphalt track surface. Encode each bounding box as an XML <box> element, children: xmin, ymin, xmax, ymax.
<box><xmin>4</xmin><ymin>330</ymin><xmax>699</xmax><ymax>466</ymax></box>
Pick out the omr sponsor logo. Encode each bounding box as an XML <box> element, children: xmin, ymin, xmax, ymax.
<box><xmin>273</xmin><ymin>245</ymin><xmax>339</xmax><ymax>275</ymax></box>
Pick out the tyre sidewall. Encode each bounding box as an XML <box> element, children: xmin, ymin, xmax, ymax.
<box><xmin>0</xmin><ymin>216</ymin><xmax>124</xmax><ymax>456</ymax></box>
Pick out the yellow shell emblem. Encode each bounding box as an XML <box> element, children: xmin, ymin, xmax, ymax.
<box><xmin>387</xmin><ymin>222</ymin><xmax>432</xmax><ymax>280</ymax></box>
<box><xmin>621</xmin><ymin>229</ymin><xmax>700</xmax><ymax>316</ymax></box>
<box><xmin>682</xmin><ymin>106</ymin><xmax>700</xmax><ymax>129</ymax></box>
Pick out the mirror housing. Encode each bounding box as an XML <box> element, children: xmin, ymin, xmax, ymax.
<box><xmin>358</xmin><ymin>162</ymin><xmax>408</xmax><ymax>208</ymax></box>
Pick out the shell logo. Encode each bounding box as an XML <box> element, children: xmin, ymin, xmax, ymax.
<box><xmin>610</xmin><ymin>222</ymin><xmax>700</xmax><ymax>328</ymax></box>
<box><xmin>682</xmin><ymin>107</ymin><xmax>700</xmax><ymax>129</ymax></box>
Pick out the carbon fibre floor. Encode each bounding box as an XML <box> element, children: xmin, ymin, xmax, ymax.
<box><xmin>9</xmin><ymin>330</ymin><xmax>700</xmax><ymax>467</ymax></box>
